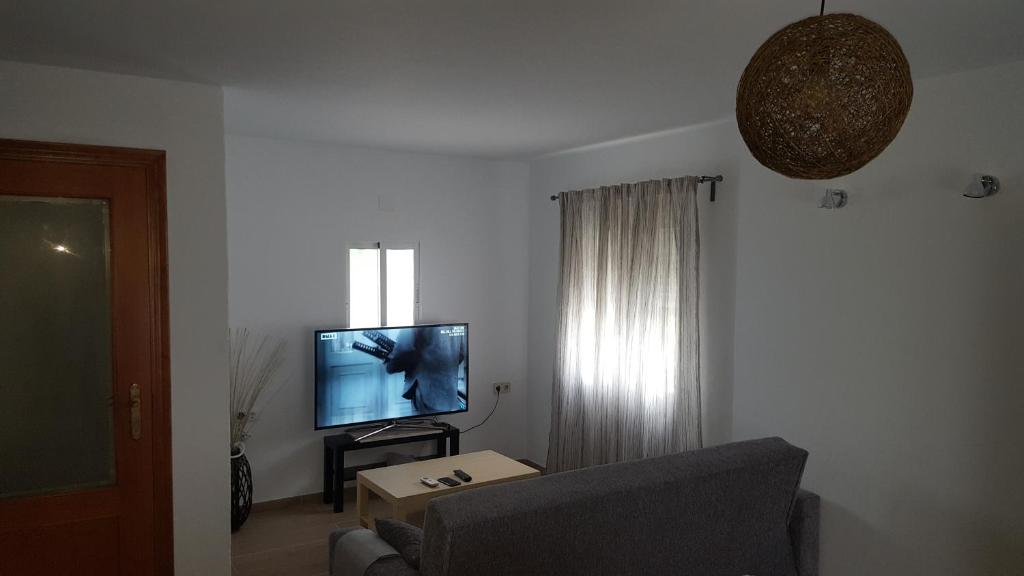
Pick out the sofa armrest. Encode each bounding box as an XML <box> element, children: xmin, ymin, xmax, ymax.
<box><xmin>789</xmin><ymin>490</ymin><xmax>820</xmax><ymax>576</ymax></box>
<box><xmin>329</xmin><ymin>528</ymin><xmax>421</xmax><ymax>576</ymax></box>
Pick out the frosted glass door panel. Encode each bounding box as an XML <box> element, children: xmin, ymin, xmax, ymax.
<box><xmin>0</xmin><ymin>195</ymin><xmax>115</xmax><ymax>499</ymax></box>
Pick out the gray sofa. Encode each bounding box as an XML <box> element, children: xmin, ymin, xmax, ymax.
<box><xmin>331</xmin><ymin>437</ymin><xmax>819</xmax><ymax>576</ymax></box>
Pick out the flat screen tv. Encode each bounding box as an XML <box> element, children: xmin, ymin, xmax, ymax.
<box><xmin>314</xmin><ymin>323</ymin><xmax>468</xmax><ymax>430</ymax></box>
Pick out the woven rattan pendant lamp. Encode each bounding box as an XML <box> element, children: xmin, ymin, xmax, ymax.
<box><xmin>736</xmin><ymin>1</ymin><xmax>913</xmax><ymax>180</ymax></box>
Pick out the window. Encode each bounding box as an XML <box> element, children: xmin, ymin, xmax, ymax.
<box><xmin>346</xmin><ymin>243</ymin><xmax>419</xmax><ymax>328</ymax></box>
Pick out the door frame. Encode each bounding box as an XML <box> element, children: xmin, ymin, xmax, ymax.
<box><xmin>0</xmin><ymin>138</ymin><xmax>173</xmax><ymax>575</ymax></box>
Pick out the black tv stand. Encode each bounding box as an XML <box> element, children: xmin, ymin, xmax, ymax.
<box><xmin>323</xmin><ymin>422</ymin><xmax>459</xmax><ymax>512</ymax></box>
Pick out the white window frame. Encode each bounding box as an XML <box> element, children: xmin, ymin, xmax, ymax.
<box><xmin>344</xmin><ymin>242</ymin><xmax>420</xmax><ymax>327</ymax></box>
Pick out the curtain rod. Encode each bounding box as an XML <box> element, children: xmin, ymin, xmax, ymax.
<box><xmin>549</xmin><ymin>175</ymin><xmax>724</xmax><ymax>203</ymax></box>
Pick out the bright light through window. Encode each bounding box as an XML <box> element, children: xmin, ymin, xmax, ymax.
<box><xmin>348</xmin><ymin>248</ymin><xmax>380</xmax><ymax>329</ymax></box>
<box><xmin>348</xmin><ymin>244</ymin><xmax>418</xmax><ymax>328</ymax></box>
<box><xmin>386</xmin><ymin>249</ymin><xmax>416</xmax><ymax>326</ymax></box>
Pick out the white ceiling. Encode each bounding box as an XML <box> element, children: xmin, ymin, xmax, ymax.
<box><xmin>1</xmin><ymin>1</ymin><xmax>1022</xmax><ymax>158</ymax></box>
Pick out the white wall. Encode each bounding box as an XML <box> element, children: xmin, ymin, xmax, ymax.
<box><xmin>225</xmin><ymin>134</ymin><xmax>530</xmax><ymax>503</ymax></box>
<box><xmin>731</xmin><ymin>61</ymin><xmax>1024</xmax><ymax>575</ymax></box>
<box><xmin>526</xmin><ymin>120</ymin><xmax>743</xmax><ymax>464</ymax></box>
<box><xmin>527</xmin><ymin>60</ymin><xmax>1024</xmax><ymax>575</ymax></box>
<box><xmin>7</xmin><ymin>52</ymin><xmax>1017</xmax><ymax>576</ymax></box>
<box><xmin>0</xmin><ymin>61</ymin><xmax>231</xmax><ymax>575</ymax></box>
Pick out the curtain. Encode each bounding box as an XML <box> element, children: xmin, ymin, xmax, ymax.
<box><xmin>546</xmin><ymin>177</ymin><xmax>701</xmax><ymax>473</ymax></box>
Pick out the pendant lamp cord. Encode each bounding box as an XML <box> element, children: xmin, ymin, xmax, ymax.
<box><xmin>819</xmin><ymin>0</ymin><xmax>825</xmax><ymax>16</ymax></box>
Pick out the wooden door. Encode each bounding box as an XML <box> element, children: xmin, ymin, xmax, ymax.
<box><xmin>0</xmin><ymin>139</ymin><xmax>172</xmax><ymax>576</ymax></box>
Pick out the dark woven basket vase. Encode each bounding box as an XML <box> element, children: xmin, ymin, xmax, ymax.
<box><xmin>736</xmin><ymin>13</ymin><xmax>913</xmax><ymax>180</ymax></box>
<box><xmin>231</xmin><ymin>450</ymin><xmax>253</xmax><ymax>532</ymax></box>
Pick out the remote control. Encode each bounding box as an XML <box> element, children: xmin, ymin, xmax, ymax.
<box><xmin>453</xmin><ymin>469</ymin><xmax>472</xmax><ymax>482</ymax></box>
<box><xmin>437</xmin><ymin>476</ymin><xmax>461</xmax><ymax>487</ymax></box>
<box><xmin>419</xmin><ymin>476</ymin><xmax>439</xmax><ymax>488</ymax></box>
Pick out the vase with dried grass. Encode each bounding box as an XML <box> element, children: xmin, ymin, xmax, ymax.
<box><xmin>229</xmin><ymin>328</ymin><xmax>286</xmax><ymax>531</ymax></box>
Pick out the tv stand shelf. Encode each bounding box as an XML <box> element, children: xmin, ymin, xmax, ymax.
<box><xmin>323</xmin><ymin>423</ymin><xmax>460</xmax><ymax>513</ymax></box>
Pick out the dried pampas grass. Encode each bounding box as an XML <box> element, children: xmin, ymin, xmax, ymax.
<box><xmin>230</xmin><ymin>328</ymin><xmax>287</xmax><ymax>451</ymax></box>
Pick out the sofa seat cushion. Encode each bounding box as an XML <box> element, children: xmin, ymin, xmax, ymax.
<box><xmin>330</xmin><ymin>528</ymin><xmax>420</xmax><ymax>576</ymax></box>
<box><xmin>375</xmin><ymin>518</ymin><xmax>423</xmax><ymax>569</ymax></box>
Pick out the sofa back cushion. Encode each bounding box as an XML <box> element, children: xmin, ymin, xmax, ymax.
<box><xmin>420</xmin><ymin>437</ymin><xmax>807</xmax><ymax>576</ymax></box>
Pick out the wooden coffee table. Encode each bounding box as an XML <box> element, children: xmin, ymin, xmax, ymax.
<box><xmin>356</xmin><ymin>450</ymin><xmax>540</xmax><ymax>529</ymax></box>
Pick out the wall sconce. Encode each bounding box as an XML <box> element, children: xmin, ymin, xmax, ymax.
<box><xmin>819</xmin><ymin>189</ymin><xmax>848</xmax><ymax>210</ymax></box>
<box><xmin>963</xmin><ymin>174</ymin><xmax>999</xmax><ymax>198</ymax></box>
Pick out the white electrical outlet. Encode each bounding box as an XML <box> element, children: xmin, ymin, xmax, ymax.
<box><xmin>493</xmin><ymin>382</ymin><xmax>511</xmax><ymax>394</ymax></box>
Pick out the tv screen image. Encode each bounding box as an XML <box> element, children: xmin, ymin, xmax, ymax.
<box><xmin>314</xmin><ymin>323</ymin><xmax>468</xmax><ymax>430</ymax></box>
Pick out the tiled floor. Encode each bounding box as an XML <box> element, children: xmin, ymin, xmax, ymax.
<box><xmin>231</xmin><ymin>490</ymin><xmax>360</xmax><ymax>576</ymax></box>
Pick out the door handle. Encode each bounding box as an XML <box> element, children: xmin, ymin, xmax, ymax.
<box><xmin>130</xmin><ymin>383</ymin><xmax>142</xmax><ymax>440</ymax></box>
